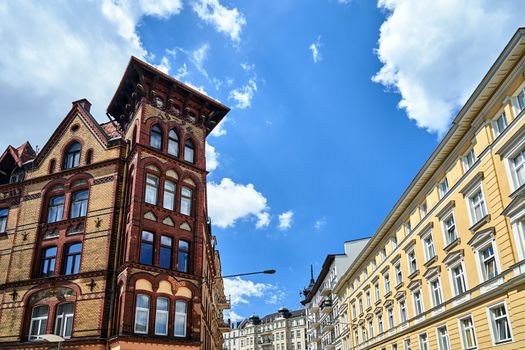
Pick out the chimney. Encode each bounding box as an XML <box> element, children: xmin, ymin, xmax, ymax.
<box><xmin>72</xmin><ymin>98</ymin><xmax>92</xmax><ymax>113</ymax></box>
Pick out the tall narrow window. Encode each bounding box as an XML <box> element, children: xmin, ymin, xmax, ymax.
<box><xmin>480</xmin><ymin>244</ymin><xmax>498</xmax><ymax>280</ymax></box>
<box><xmin>366</xmin><ymin>290</ymin><xmax>371</xmax><ymax>308</ymax></box>
<box><xmin>180</xmin><ymin>187</ymin><xmax>192</xmax><ymax>216</ymax></box>
<box><xmin>163</xmin><ymin>181</ymin><xmax>176</xmax><ymax>210</ymax></box>
<box><xmin>150</xmin><ymin>125</ymin><xmax>162</xmax><ymax>149</ymax></box>
<box><xmin>384</xmin><ymin>273</ymin><xmax>391</xmax><ymax>294</ymax></box>
<box><xmin>408</xmin><ymin>250</ymin><xmax>417</xmax><ymax>274</ymax></box>
<box><xmin>41</xmin><ymin>246</ymin><xmax>57</xmax><ymax>277</ymax></box>
<box><xmin>184</xmin><ymin>139</ymin><xmax>195</xmax><ymax>163</ymax></box>
<box><xmin>404</xmin><ymin>338</ymin><xmax>412</xmax><ymax>350</ymax></box>
<box><xmin>413</xmin><ymin>290</ymin><xmax>424</xmax><ymax>315</ymax></box>
<box><xmin>395</xmin><ymin>263</ymin><xmax>402</xmax><ymax>285</ymax></box>
<box><xmin>452</xmin><ymin>264</ymin><xmax>467</xmax><ymax>295</ymax></box>
<box><xmin>140</xmin><ymin>231</ymin><xmax>154</xmax><ymax>265</ymax></box>
<box><xmin>399</xmin><ymin>300</ymin><xmax>407</xmax><ymax>323</ymax></box>
<box><xmin>175</xmin><ymin>300</ymin><xmax>188</xmax><ymax>337</ymax></box>
<box><xmin>437</xmin><ymin>326</ymin><xmax>450</xmax><ymax>350</ymax></box>
<box><xmin>494</xmin><ymin>113</ymin><xmax>508</xmax><ymax>137</ymax></box>
<box><xmin>159</xmin><ymin>235</ymin><xmax>172</xmax><ymax>269</ymax></box>
<box><xmin>29</xmin><ymin>305</ymin><xmax>49</xmax><ymax>340</ymax></box>
<box><xmin>85</xmin><ymin>149</ymin><xmax>93</xmax><ymax>165</ymax></box>
<box><xmin>134</xmin><ymin>294</ymin><xmax>150</xmax><ymax>334</ymax></box>
<box><xmin>443</xmin><ymin>214</ymin><xmax>457</xmax><ymax>245</ymax></box>
<box><xmin>512</xmin><ymin>149</ymin><xmax>525</xmax><ymax>188</ymax></box>
<box><xmin>463</xmin><ymin>149</ymin><xmax>476</xmax><ymax>171</ymax></box>
<box><xmin>430</xmin><ymin>279</ymin><xmax>443</xmax><ymax>306</ymax></box>
<box><xmin>145</xmin><ymin>174</ymin><xmax>159</xmax><ymax>205</ymax></box>
<box><xmin>0</xmin><ymin>208</ymin><xmax>8</xmax><ymax>233</ymax></box>
<box><xmin>418</xmin><ymin>333</ymin><xmax>429</xmax><ymax>350</ymax></box>
<box><xmin>423</xmin><ymin>235</ymin><xmax>435</xmax><ymax>261</ymax></box>
<box><xmin>469</xmin><ymin>189</ymin><xmax>487</xmax><ymax>223</ymax></box>
<box><xmin>489</xmin><ymin>304</ymin><xmax>512</xmax><ymax>344</ymax></box>
<box><xmin>155</xmin><ymin>297</ymin><xmax>169</xmax><ymax>335</ymax></box>
<box><xmin>368</xmin><ymin>319</ymin><xmax>374</xmax><ymax>338</ymax></box>
<box><xmin>48</xmin><ymin>195</ymin><xmax>65</xmax><ymax>223</ymax></box>
<box><xmin>377</xmin><ymin>313</ymin><xmax>384</xmax><ymax>333</ymax></box>
<box><xmin>374</xmin><ymin>282</ymin><xmax>380</xmax><ymax>302</ymax></box>
<box><xmin>439</xmin><ymin>178</ymin><xmax>449</xmax><ymax>198</ymax></box>
<box><xmin>517</xmin><ymin>88</ymin><xmax>525</xmax><ymax>113</ymax></box>
<box><xmin>54</xmin><ymin>303</ymin><xmax>74</xmax><ymax>339</ymax></box>
<box><xmin>168</xmin><ymin>129</ymin><xmax>179</xmax><ymax>156</ymax></box>
<box><xmin>387</xmin><ymin>308</ymin><xmax>395</xmax><ymax>329</ymax></box>
<box><xmin>70</xmin><ymin>190</ymin><xmax>88</xmax><ymax>218</ymax></box>
<box><xmin>178</xmin><ymin>240</ymin><xmax>189</xmax><ymax>273</ymax></box>
<box><xmin>64</xmin><ymin>142</ymin><xmax>81</xmax><ymax>169</ymax></box>
<box><xmin>64</xmin><ymin>243</ymin><xmax>82</xmax><ymax>275</ymax></box>
<box><xmin>460</xmin><ymin>316</ymin><xmax>477</xmax><ymax>350</ymax></box>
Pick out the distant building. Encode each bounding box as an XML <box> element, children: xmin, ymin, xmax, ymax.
<box><xmin>0</xmin><ymin>57</ymin><xmax>230</xmax><ymax>350</ymax></box>
<box><xmin>301</xmin><ymin>239</ymin><xmax>370</xmax><ymax>350</ymax></box>
<box><xmin>223</xmin><ymin>308</ymin><xmax>306</xmax><ymax>350</ymax></box>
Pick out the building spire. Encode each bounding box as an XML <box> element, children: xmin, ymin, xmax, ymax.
<box><xmin>309</xmin><ymin>264</ymin><xmax>315</xmax><ymax>285</ymax></box>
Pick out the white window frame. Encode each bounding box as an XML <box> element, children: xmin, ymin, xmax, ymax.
<box><xmin>513</xmin><ymin>219</ymin><xmax>525</xmax><ymax>261</ymax></box>
<box><xmin>387</xmin><ymin>308</ymin><xmax>395</xmax><ymax>329</ymax></box>
<box><xmin>407</xmin><ymin>249</ymin><xmax>417</xmax><ymax>274</ymax></box>
<box><xmin>419</xmin><ymin>202</ymin><xmax>427</xmax><ymax>219</ymax></box>
<box><xmin>155</xmin><ymin>297</ymin><xmax>169</xmax><ymax>336</ymax></box>
<box><xmin>412</xmin><ymin>289</ymin><xmax>424</xmax><ymax>316</ymax></box>
<box><xmin>448</xmin><ymin>260</ymin><xmax>469</xmax><ymax>297</ymax></box>
<box><xmin>365</xmin><ymin>289</ymin><xmax>371</xmax><ymax>309</ymax></box>
<box><xmin>436</xmin><ymin>325</ymin><xmax>451</xmax><ymax>350</ymax></box>
<box><xmin>512</xmin><ymin>84</ymin><xmax>525</xmax><ymax>116</ymax></box>
<box><xmin>377</xmin><ymin>313</ymin><xmax>384</xmax><ymax>333</ymax></box>
<box><xmin>134</xmin><ymin>294</ymin><xmax>150</xmax><ymax>334</ymax></box>
<box><xmin>395</xmin><ymin>262</ymin><xmax>403</xmax><ymax>286</ymax></box>
<box><xmin>428</xmin><ymin>277</ymin><xmax>443</xmax><ymax>307</ymax></box>
<box><xmin>399</xmin><ymin>300</ymin><xmax>407</xmax><ymax>323</ymax></box>
<box><xmin>403</xmin><ymin>338</ymin><xmax>412</xmax><ymax>350</ymax></box>
<box><xmin>374</xmin><ymin>281</ymin><xmax>380</xmax><ymax>302</ymax></box>
<box><xmin>474</xmin><ymin>240</ymin><xmax>501</xmax><ymax>282</ymax></box>
<box><xmin>465</xmin><ymin>184</ymin><xmax>488</xmax><ymax>225</ymax></box>
<box><xmin>463</xmin><ymin>148</ymin><xmax>476</xmax><ymax>172</ymax></box>
<box><xmin>486</xmin><ymin>301</ymin><xmax>513</xmax><ymax>345</ymax></box>
<box><xmin>441</xmin><ymin>211</ymin><xmax>458</xmax><ymax>246</ymax></box>
<box><xmin>418</xmin><ymin>333</ymin><xmax>429</xmax><ymax>350</ymax></box>
<box><xmin>392</xmin><ymin>235</ymin><xmax>398</xmax><ymax>250</ymax></box>
<box><xmin>458</xmin><ymin>315</ymin><xmax>477</xmax><ymax>350</ymax></box>
<box><xmin>438</xmin><ymin>178</ymin><xmax>449</xmax><ymax>198</ymax></box>
<box><xmin>492</xmin><ymin>111</ymin><xmax>508</xmax><ymax>138</ymax></box>
<box><xmin>383</xmin><ymin>271</ymin><xmax>391</xmax><ymax>295</ymax></box>
<box><xmin>421</xmin><ymin>229</ymin><xmax>436</xmax><ymax>262</ymax></box>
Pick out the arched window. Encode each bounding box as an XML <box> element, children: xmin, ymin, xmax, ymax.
<box><xmin>168</xmin><ymin>129</ymin><xmax>179</xmax><ymax>157</ymax></box>
<box><xmin>85</xmin><ymin>149</ymin><xmax>93</xmax><ymax>165</ymax></box>
<box><xmin>29</xmin><ymin>305</ymin><xmax>49</xmax><ymax>340</ymax></box>
<box><xmin>184</xmin><ymin>139</ymin><xmax>195</xmax><ymax>163</ymax></box>
<box><xmin>145</xmin><ymin>174</ymin><xmax>159</xmax><ymax>205</ymax></box>
<box><xmin>10</xmin><ymin>167</ymin><xmax>24</xmax><ymax>184</ymax></box>
<box><xmin>64</xmin><ymin>142</ymin><xmax>81</xmax><ymax>169</ymax></box>
<box><xmin>63</xmin><ymin>243</ymin><xmax>82</xmax><ymax>275</ymax></box>
<box><xmin>70</xmin><ymin>190</ymin><xmax>89</xmax><ymax>218</ymax></box>
<box><xmin>54</xmin><ymin>303</ymin><xmax>74</xmax><ymax>339</ymax></box>
<box><xmin>175</xmin><ymin>300</ymin><xmax>188</xmax><ymax>337</ymax></box>
<box><xmin>150</xmin><ymin>125</ymin><xmax>163</xmax><ymax>149</ymax></box>
<box><xmin>134</xmin><ymin>294</ymin><xmax>150</xmax><ymax>334</ymax></box>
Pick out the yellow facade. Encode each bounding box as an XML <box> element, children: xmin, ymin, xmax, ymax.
<box><xmin>334</xmin><ymin>29</ymin><xmax>525</xmax><ymax>350</ymax></box>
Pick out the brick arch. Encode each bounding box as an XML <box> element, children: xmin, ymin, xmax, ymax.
<box><xmin>22</xmin><ymin>281</ymin><xmax>82</xmax><ymax>305</ymax></box>
<box><xmin>128</xmin><ymin>271</ymin><xmax>157</xmax><ymax>291</ymax></box>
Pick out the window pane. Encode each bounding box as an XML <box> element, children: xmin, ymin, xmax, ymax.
<box><xmin>168</xmin><ymin>130</ymin><xmax>179</xmax><ymax>156</ymax></box>
<box><xmin>145</xmin><ymin>174</ymin><xmax>159</xmax><ymax>205</ymax></box>
<box><xmin>175</xmin><ymin>300</ymin><xmax>187</xmax><ymax>337</ymax></box>
<box><xmin>178</xmin><ymin>240</ymin><xmax>189</xmax><ymax>273</ymax></box>
<box><xmin>163</xmin><ymin>181</ymin><xmax>176</xmax><ymax>210</ymax></box>
<box><xmin>155</xmin><ymin>297</ymin><xmax>169</xmax><ymax>335</ymax></box>
<box><xmin>0</xmin><ymin>208</ymin><xmax>8</xmax><ymax>233</ymax></box>
<box><xmin>184</xmin><ymin>140</ymin><xmax>195</xmax><ymax>163</ymax></box>
<box><xmin>71</xmin><ymin>190</ymin><xmax>89</xmax><ymax>218</ymax></box>
<box><xmin>135</xmin><ymin>294</ymin><xmax>150</xmax><ymax>334</ymax></box>
<box><xmin>30</xmin><ymin>305</ymin><xmax>49</xmax><ymax>340</ymax></box>
<box><xmin>64</xmin><ymin>142</ymin><xmax>81</xmax><ymax>169</ymax></box>
<box><xmin>48</xmin><ymin>196</ymin><xmax>65</xmax><ymax>223</ymax></box>
<box><xmin>140</xmin><ymin>231</ymin><xmax>154</xmax><ymax>265</ymax></box>
<box><xmin>180</xmin><ymin>187</ymin><xmax>192</xmax><ymax>216</ymax></box>
<box><xmin>160</xmin><ymin>235</ymin><xmax>172</xmax><ymax>269</ymax></box>
<box><xmin>150</xmin><ymin>125</ymin><xmax>162</xmax><ymax>149</ymax></box>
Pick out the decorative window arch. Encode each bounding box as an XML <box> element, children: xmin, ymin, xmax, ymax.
<box><xmin>184</xmin><ymin>139</ymin><xmax>195</xmax><ymax>163</ymax></box>
<box><xmin>150</xmin><ymin>124</ymin><xmax>163</xmax><ymax>150</ymax></box>
<box><xmin>168</xmin><ymin>129</ymin><xmax>179</xmax><ymax>157</ymax></box>
<box><xmin>64</xmin><ymin>142</ymin><xmax>81</xmax><ymax>169</ymax></box>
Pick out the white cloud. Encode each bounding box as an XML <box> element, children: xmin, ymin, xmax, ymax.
<box><xmin>278</xmin><ymin>211</ymin><xmax>294</xmax><ymax>231</ymax></box>
<box><xmin>207</xmin><ymin>178</ymin><xmax>270</xmax><ymax>228</ymax></box>
<box><xmin>192</xmin><ymin>43</ymin><xmax>210</xmax><ymax>77</ymax></box>
<box><xmin>224</xmin><ymin>310</ymin><xmax>244</xmax><ymax>323</ymax></box>
<box><xmin>0</xmin><ymin>0</ymin><xmax>181</xmax><ymax>150</ymax></box>
<box><xmin>309</xmin><ymin>36</ymin><xmax>322</xmax><ymax>63</ymax></box>
<box><xmin>229</xmin><ymin>78</ymin><xmax>257</xmax><ymax>109</ymax></box>
<box><xmin>205</xmin><ymin>141</ymin><xmax>219</xmax><ymax>171</ymax></box>
<box><xmin>314</xmin><ymin>217</ymin><xmax>327</xmax><ymax>230</ymax></box>
<box><xmin>192</xmin><ymin>0</ymin><xmax>246</xmax><ymax>42</ymax></box>
<box><xmin>155</xmin><ymin>56</ymin><xmax>171</xmax><ymax>74</ymax></box>
<box><xmin>240</xmin><ymin>62</ymin><xmax>255</xmax><ymax>72</ymax></box>
<box><xmin>224</xmin><ymin>277</ymin><xmax>285</xmax><ymax>311</ymax></box>
<box><xmin>373</xmin><ymin>0</ymin><xmax>525</xmax><ymax>135</ymax></box>
<box><xmin>210</xmin><ymin>119</ymin><xmax>228</xmax><ymax>137</ymax></box>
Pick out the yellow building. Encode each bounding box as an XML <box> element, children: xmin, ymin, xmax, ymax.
<box><xmin>334</xmin><ymin>28</ymin><xmax>525</xmax><ymax>350</ymax></box>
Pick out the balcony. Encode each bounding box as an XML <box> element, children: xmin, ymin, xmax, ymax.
<box><xmin>320</xmin><ymin>280</ymin><xmax>334</xmax><ymax>296</ymax></box>
<box><xmin>218</xmin><ymin>318</ymin><xmax>230</xmax><ymax>332</ymax></box>
<box><xmin>321</xmin><ymin>298</ymin><xmax>333</xmax><ymax>314</ymax></box>
<box><xmin>321</xmin><ymin>319</ymin><xmax>334</xmax><ymax>334</ymax></box>
<box><xmin>259</xmin><ymin>336</ymin><xmax>273</xmax><ymax>345</ymax></box>
<box><xmin>217</xmin><ymin>296</ymin><xmax>231</xmax><ymax>309</ymax></box>
<box><xmin>309</xmin><ymin>330</ymin><xmax>321</xmax><ymax>343</ymax></box>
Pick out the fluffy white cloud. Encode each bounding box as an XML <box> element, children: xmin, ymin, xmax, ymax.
<box><xmin>229</xmin><ymin>78</ymin><xmax>257</xmax><ymax>109</ymax></box>
<box><xmin>205</xmin><ymin>141</ymin><xmax>219</xmax><ymax>171</ymax></box>
<box><xmin>155</xmin><ymin>56</ymin><xmax>171</xmax><ymax>74</ymax></box>
<box><xmin>278</xmin><ymin>211</ymin><xmax>294</xmax><ymax>231</ymax></box>
<box><xmin>373</xmin><ymin>0</ymin><xmax>525</xmax><ymax>134</ymax></box>
<box><xmin>309</xmin><ymin>36</ymin><xmax>322</xmax><ymax>63</ymax></box>
<box><xmin>207</xmin><ymin>178</ymin><xmax>270</xmax><ymax>228</ymax></box>
<box><xmin>192</xmin><ymin>43</ymin><xmax>210</xmax><ymax>77</ymax></box>
<box><xmin>192</xmin><ymin>0</ymin><xmax>246</xmax><ymax>42</ymax></box>
<box><xmin>0</xmin><ymin>0</ymin><xmax>181</xmax><ymax>150</ymax></box>
<box><xmin>210</xmin><ymin>119</ymin><xmax>228</xmax><ymax>137</ymax></box>
<box><xmin>224</xmin><ymin>310</ymin><xmax>244</xmax><ymax>323</ymax></box>
<box><xmin>224</xmin><ymin>277</ymin><xmax>284</xmax><ymax>307</ymax></box>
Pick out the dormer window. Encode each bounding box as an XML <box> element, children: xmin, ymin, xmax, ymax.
<box><xmin>150</xmin><ymin>125</ymin><xmax>163</xmax><ymax>150</ymax></box>
<box><xmin>64</xmin><ymin>142</ymin><xmax>81</xmax><ymax>169</ymax></box>
<box><xmin>168</xmin><ymin>129</ymin><xmax>179</xmax><ymax>157</ymax></box>
<box><xmin>184</xmin><ymin>139</ymin><xmax>195</xmax><ymax>163</ymax></box>
<box><xmin>10</xmin><ymin>168</ymin><xmax>24</xmax><ymax>184</ymax></box>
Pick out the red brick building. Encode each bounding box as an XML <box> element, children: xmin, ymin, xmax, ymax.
<box><xmin>0</xmin><ymin>57</ymin><xmax>230</xmax><ymax>350</ymax></box>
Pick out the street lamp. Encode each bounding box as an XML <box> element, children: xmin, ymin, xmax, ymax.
<box><xmin>220</xmin><ymin>269</ymin><xmax>276</xmax><ymax>279</ymax></box>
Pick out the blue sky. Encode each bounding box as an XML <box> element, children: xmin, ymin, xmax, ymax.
<box><xmin>0</xmin><ymin>0</ymin><xmax>524</xmax><ymax>322</ymax></box>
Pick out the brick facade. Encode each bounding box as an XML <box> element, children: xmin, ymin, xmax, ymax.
<box><xmin>0</xmin><ymin>57</ymin><xmax>230</xmax><ymax>350</ymax></box>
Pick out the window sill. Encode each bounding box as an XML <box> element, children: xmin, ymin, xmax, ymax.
<box><xmin>408</xmin><ymin>270</ymin><xmax>420</xmax><ymax>279</ymax></box>
<box><xmin>424</xmin><ymin>256</ymin><xmax>437</xmax><ymax>268</ymax></box>
<box><xmin>383</xmin><ymin>291</ymin><xmax>392</xmax><ymax>298</ymax></box>
<box><xmin>469</xmin><ymin>214</ymin><xmax>491</xmax><ymax>233</ymax></box>
<box><xmin>395</xmin><ymin>282</ymin><xmax>404</xmax><ymax>289</ymax></box>
<box><xmin>443</xmin><ymin>238</ymin><xmax>461</xmax><ymax>252</ymax></box>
